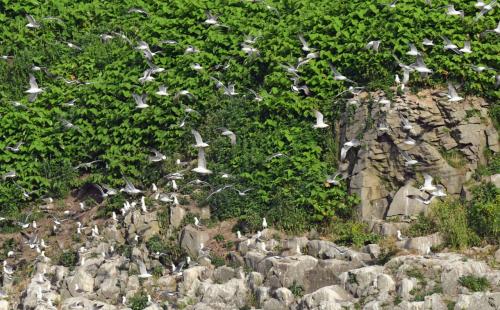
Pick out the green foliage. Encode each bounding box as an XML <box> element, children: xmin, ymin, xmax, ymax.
<box><xmin>0</xmin><ymin>0</ymin><xmax>498</xmax><ymax>230</ymax></box>
<box><xmin>214</xmin><ymin>234</ymin><xmax>225</xmax><ymax>243</ymax></box>
<box><xmin>329</xmin><ymin>220</ymin><xmax>379</xmax><ymax>247</ymax></box>
<box><xmin>146</xmin><ymin>234</ymin><xmax>186</xmax><ymax>264</ymax></box>
<box><xmin>288</xmin><ymin>281</ymin><xmax>305</xmax><ymax>298</ymax></box>
<box><xmin>458</xmin><ymin>275</ymin><xmax>490</xmax><ymax>292</ymax></box>
<box><xmin>407</xmin><ymin>213</ymin><xmax>438</xmax><ymax>237</ymax></box>
<box><xmin>467</xmin><ymin>183</ymin><xmax>500</xmax><ymax>244</ymax></box>
<box><xmin>0</xmin><ymin>238</ymin><xmax>16</xmax><ymax>260</ymax></box>
<box><xmin>129</xmin><ymin>292</ymin><xmax>149</xmax><ymax>310</ymax></box>
<box><xmin>430</xmin><ymin>199</ymin><xmax>478</xmax><ymax>250</ymax></box>
<box><xmin>210</xmin><ymin>254</ymin><xmax>226</xmax><ymax>267</ymax></box>
<box><xmin>58</xmin><ymin>250</ymin><xmax>78</xmax><ymax>268</ymax></box>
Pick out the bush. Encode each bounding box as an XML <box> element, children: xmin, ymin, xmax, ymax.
<box><xmin>329</xmin><ymin>221</ymin><xmax>379</xmax><ymax>247</ymax></box>
<box><xmin>467</xmin><ymin>183</ymin><xmax>500</xmax><ymax>244</ymax></box>
<box><xmin>59</xmin><ymin>250</ymin><xmax>78</xmax><ymax>268</ymax></box>
<box><xmin>430</xmin><ymin>199</ymin><xmax>477</xmax><ymax>250</ymax></box>
<box><xmin>129</xmin><ymin>292</ymin><xmax>149</xmax><ymax>310</ymax></box>
<box><xmin>407</xmin><ymin>213</ymin><xmax>438</xmax><ymax>237</ymax></box>
<box><xmin>458</xmin><ymin>275</ymin><xmax>490</xmax><ymax>292</ymax></box>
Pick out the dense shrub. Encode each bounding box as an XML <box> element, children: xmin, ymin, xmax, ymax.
<box><xmin>467</xmin><ymin>183</ymin><xmax>500</xmax><ymax>244</ymax></box>
<box><xmin>58</xmin><ymin>250</ymin><xmax>78</xmax><ymax>268</ymax></box>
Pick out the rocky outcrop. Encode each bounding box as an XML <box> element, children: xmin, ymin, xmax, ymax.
<box><xmin>339</xmin><ymin>90</ymin><xmax>499</xmax><ymax>223</ymax></box>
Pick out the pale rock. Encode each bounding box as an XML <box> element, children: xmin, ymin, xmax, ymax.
<box><xmin>179</xmin><ymin>225</ymin><xmax>210</xmax><ymax>258</ymax></box>
<box><xmin>297</xmin><ymin>285</ymin><xmax>353</xmax><ymax>310</ymax></box>
<box><xmin>170</xmin><ymin>206</ymin><xmax>186</xmax><ymax>228</ymax></box>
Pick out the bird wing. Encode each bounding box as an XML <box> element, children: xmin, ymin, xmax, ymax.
<box><xmin>198</xmin><ymin>148</ymin><xmax>207</xmax><ymax>168</ymax></box>
<box><xmin>329</xmin><ymin>63</ymin><xmax>340</xmax><ymax>76</ymax></box>
<box><xmin>314</xmin><ymin>110</ymin><xmax>324</xmax><ymax>125</ymax></box>
<box><xmin>137</xmin><ymin>259</ymin><xmax>148</xmax><ymax>275</ymax></box>
<box><xmin>297</xmin><ymin>34</ymin><xmax>308</xmax><ymax>47</ymax></box>
<box><xmin>29</xmin><ymin>74</ymin><xmax>38</xmax><ymax>88</ymax></box>
<box><xmin>340</xmin><ymin>147</ymin><xmax>348</xmax><ymax>161</ymax></box>
<box><xmin>423</xmin><ymin>174</ymin><xmax>433</xmax><ymax>187</ymax></box>
<box><xmin>26</xmin><ymin>14</ymin><xmax>36</xmax><ymax>24</ymax></box>
<box><xmin>447</xmin><ymin>81</ymin><xmax>458</xmax><ymax>98</ymax></box>
<box><xmin>132</xmin><ymin>93</ymin><xmax>141</xmax><ymax>105</ymax></box>
<box><xmin>191</xmin><ymin>130</ymin><xmax>204</xmax><ymax>145</ymax></box>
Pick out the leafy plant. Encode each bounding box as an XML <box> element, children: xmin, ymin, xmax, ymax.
<box><xmin>289</xmin><ymin>281</ymin><xmax>305</xmax><ymax>298</ymax></box>
<box><xmin>129</xmin><ymin>291</ymin><xmax>149</xmax><ymax>310</ymax></box>
<box><xmin>458</xmin><ymin>275</ymin><xmax>490</xmax><ymax>292</ymax></box>
<box><xmin>58</xmin><ymin>250</ymin><xmax>78</xmax><ymax>268</ymax></box>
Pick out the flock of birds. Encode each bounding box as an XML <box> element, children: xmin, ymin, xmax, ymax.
<box><xmin>0</xmin><ymin>1</ymin><xmax>499</xmax><ymax>307</ymax></box>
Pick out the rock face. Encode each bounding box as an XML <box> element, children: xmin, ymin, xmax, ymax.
<box><xmin>339</xmin><ymin>90</ymin><xmax>498</xmax><ymax>222</ymax></box>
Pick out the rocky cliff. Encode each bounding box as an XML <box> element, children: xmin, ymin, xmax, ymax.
<box><xmin>338</xmin><ymin>89</ymin><xmax>499</xmax><ymax>230</ymax></box>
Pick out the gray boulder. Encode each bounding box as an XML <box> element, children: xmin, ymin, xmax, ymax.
<box><xmin>197</xmin><ymin>278</ymin><xmax>248</xmax><ymax>309</ymax></box>
<box><xmin>179</xmin><ymin>225</ymin><xmax>210</xmax><ymax>258</ymax></box>
<box><xmin>296</xmin><ymin>285</ymin><xmax>353</xmax><ymax>310</ymax></box>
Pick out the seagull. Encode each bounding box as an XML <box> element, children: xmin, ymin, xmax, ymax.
<box><xmin>407</xmin><ymin>194</ymin><xmax>436</xmax><ymax>205</ymax></box>
<box><xmin>396</xmin><ymin>230</ymin><xmax>406</xmax><ymax>241</ymax></box>
<box><xmin>185</xmin><ymin>45</ymin><xmax>200</xmax><ymax>54</ymax></box>
<box><xmin>138</xmin><ymin>69</ymin><xmax>154</xmax><ymax>84</ymax></box>
<box><xmin>247</xmin><ymin>88</ymin><xmax>263</xmax><ymax>102</ymax></box>
<box><xmin>298</xmin><ymin>34</ymin><xmax>313</xmax><ymax>52</ymax></box>
<box><xmin>241</xmin><ymin>44</ymin><xmax>260</xmax><ymax>56</ymax></box>
<box><xmin>128</xmin><ymin>8</ymin><xmax>149</xmax><ymax>16</ymax></box>
<box><xmin>174</xmin><ymin>90</ymin><xmax>194</xmax><ymax>101</ymax></box>
<box><xmin>365</xmin><ymin>40</ymin><xmax>381</xmax><ymax>52</ymax></box>
<box><xmin>266</xmin><ymin>152</ymin><xmax>289</xmax><ymax>161</ymax></box>
<box><xmin>411</xmin><ymin>55</ymin><xmax>433</xmax><ymax>73</ymax></box>
<box><xmin>403</xmin><ymin>135</ymin><xmax>416</xmax><ymax>146</ymax></box>
<box><xmin>137</xmin><ymin>259</ymin><xmax>152</xmax><ymax>278</ymax></box>
<box><xmin>326</xmin><ymin>172</ymin><xmax>345</xmax><ymax>186</ymax></box>
<box><xmin>237</xmin><ymin>231</ymin><xmax>243</xmax><ymax>239</ymax></box>
<box><xmin>161</xmin><ymin>39</ymin><xmax>178</xmax><ymax>45</ymax></box>
<box><xmin>148</xmin><ymin>148</ymin><xmax>166</xmax><ymax>162</ymax></box>
<box><xmin>190</xmin><ymin>63</ymin><xmax>203</xmax><ymax>71</ymax></box>
<box><xmin>475</xmin><ymin>0</ymin><xmax>487</xmax><ymax>8</ymax></box>
<box><xmin>192</xmin><ymin>148</ymin><xmax>212</xmax><ymax>175</ymax></box>
<box><xmin>25</xmin><ymin>74</ymin><xmax>44</xmax><ymax>102</ymax></box>
<box><xmin>220</xmin><ymin>128</ymin><xmax>237</xmax><ymax>145</ymax></box>
<box><xmin>475</xmin><ymin>0</ymin><xmax>497</xmax><ymax>20</ymax></box>
<box><xmin>204</xmin><ymin>10</ymin><xmax>220</xmax><ymax>26</ymax></box>
<box><xmin>132</xmin><ymin>93</ymin><xmax>149</xmax><ymax>109</ymax></box>
<box><xmin>377</xmin><ymin>120</ymin><xmax>390</xmax><ymax>132</ymax></box>
<box><xmin>198</xmin><ymin>243</ymin><xmax>210</xmax><ymax>257</ymax></box>
<box><xmin>340</xmin><ymin>139</ymin><xmax>360</xmax><ymax>161</ymax></box>
<box><xmin>459</xmin><ymin>40</ymin><xmax>472</xmax><ymax>54</ymax></box>
<box><xmin>401</xmin><ymin>116</ymin><xmax>413</xmax><ymax>131</ymax></box>
<box><xmin>431</xmin><ymin>184</ymin><xmax>447</xmax><ymax>197</ymax></box>
<box><xmin>170</xmin><ymin>261</ymin><xmax>185</xmax><ymax>276</ymax></box>
<box><xmin>102</xmin><ymin>184</ymin><xmax>118</xmax><ymax>196</ymax></box>
<box><xmin>469</xmin><ymin>65</ymin><xmax>494</xmax><ymax>73</ymax></box>
<box><xmin>192</xmin><ymin>130</ymin><xmax>209</xmax><ymax>148</ymax></box>
<box><xmin>5</xmin><ymin>141</ymin><xmax>24</xmax><ymax>152</ymax></box>
<box><xmin>206</xmin><ymin>184</ymin><xmax>233</xmax><ymax>199</ymax></box>
<box><xmin>65</xmin><ymin>42</ymin><xmax>83</xmax><ymax>50</ymax></box>
<box><xmin>26</xmin><ymin>14</ymin><xmax>41</xmax><ymax>28</ymax></box>
<box><xmin>120</xmin><ymin>177</ymin><xmax>142</xmax><ymax>195</ymax></box>
<box><xmin>420</xmin><ymin>174</ymin><xmax>437</xmax><ymax>192</ymax></box>
<box><xmin>441</xmin><ymin>37</ymin><xmax>461</xmax><ymax>54</ymax></box>
<box><xmin>446</xmin><ymin>5</ymin><xmax>464</xmax><ymax>18</ymax></box>
<box><xmin>194</xmin><ymin>216</ymin><xmax>202</xmax><ymax>228</ymax></box>
<box><xmin>329</xmin><ymin>63</ymin><xmax>356</xmax><ymax>83</ymax></box>
<box><xmin>313</xmin><ymin>110</ymin><xmax>329</xmax><ymax>129</ymax></box>
<box><xmin>223</xmin><ymin>83</ymin><xmax>238</xmax><ymax>96</ymax></box>
<box><xmin>140</xmin><ymin>196</ymin><xmax>148</xmax><ymax>213</ymax></box>
<box><xmin>406</xmin><ymin>43</ymin><xmax>421</xmax><ymax>56</ymax></box>
<box><xmin>2</xmin><ymin>170</ymin><xmax>16</xmax><ymax>180</ymax></box>
<box><xmin>482</xmin><ymin>20</ymin><xmax>500</xmax><ymax>35</ymax></box>
<box><xmin>401</xmin><ymin>151</ymin><xmax>418</xmax><ymax>166</ymax></box>
<box><xmin>233</xmin><ymin>188</ymin><xmax>252</xmax><ymax>196</ymax></box>
<box><xmin>447</xmin><ymin>82</ymin><xmax>463</xmax><ymax>102</ymax></box>
<box><xmin>422</xmin><ymin>38</ymin><xmax>434</xmax><ymax>46</ymax></box>
<box><xmin>262</xmin><ymin>217</ymin><xmax>268</xmax><ymax>229</ymax></box>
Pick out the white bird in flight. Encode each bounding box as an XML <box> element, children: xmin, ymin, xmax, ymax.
<box><xmin>133</xmin><ymin>93</ymin><xmax>149</xmax><ymax>109</ymax></box>
<box><xmin>26</xmin><ymin>74</ymin><xmax>44</xmax><ymax>102</ymax></box>
<box><xmin>192</xmin><ymin>148</ymin><xmax>212</xmax><ymax>175</ymax></box>
<box><xmin>313</xmin><ymin>110</ymin><xmax>329</xmax><ymax>129</ymax></box>
<box><xmin>447</xmin><ymin>82</ymin><xmax>463</xmax><ymax>102</ymax></box>
<box><xmin>220</xmin><ymin>128</ymin><xmax>237</xmax><ymax>145</ymax></box>
<box><xmin>340</xmin><ymin>139</ymin><xmax>360</xmax><ymax>161</ymax></box>
<box><xmin>192</xmin><ymin>130</ymin><xmax>209</xmax><ymax>148</ymax></box>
